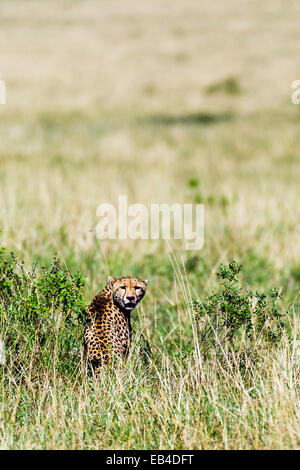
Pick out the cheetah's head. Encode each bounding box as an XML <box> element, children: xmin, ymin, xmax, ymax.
<box><xmin>108</xmin><ymin>276</ymin><xmax>148</xmax><ymax>313</ymax></box>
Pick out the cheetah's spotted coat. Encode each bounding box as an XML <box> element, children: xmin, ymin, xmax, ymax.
<box><xmin>84</xmin><ymin>276</ymin><xmax>147</xmax><ymax>375</ymax></box>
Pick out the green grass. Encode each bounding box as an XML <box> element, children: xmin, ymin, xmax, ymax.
<box><xmin>0</xmin><ymin>250</ymin><xmax>298</xmax><ymax>449</ymax></box>
<box><xmin>0</xmin><ymin>0</ymin><xmax>299</xmax><ymax>449</ymax></box>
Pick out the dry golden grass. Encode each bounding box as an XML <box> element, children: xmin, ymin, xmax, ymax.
<box><xmin>0</xmin><ymin>0</ymin><xmax>299</xmax><ymax>449</ymax></box>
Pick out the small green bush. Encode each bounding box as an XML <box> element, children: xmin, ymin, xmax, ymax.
<box><xmin>205</xmin><ymin>76</ymin><xmax>242</xmax><ymax>95</ymax></box>
<box><xmin>192</xmin><ymin>261</ymin><xmax>288</xmax><ymax>363</ymax></box>
<box><xmin>0</xmin><ymin>248</ymin><xmax>86</xmax><ymax>379</ymax></box>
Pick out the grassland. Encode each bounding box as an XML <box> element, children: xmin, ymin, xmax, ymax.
<box><xmin>0</xmin><ymin>0</ymin><xmax>299</xmax><ymax>449</ymax></box>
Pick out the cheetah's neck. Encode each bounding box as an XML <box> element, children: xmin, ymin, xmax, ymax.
<box><xmin>88</xmin><ymin>285</ymin><xmax>131</xmax><ymax>326</ymax></box>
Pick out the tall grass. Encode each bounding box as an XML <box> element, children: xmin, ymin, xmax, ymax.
<box><xmin>1</xmin><ymin>339</ymin><xmax>298</xmax><ymax>449</ymax></box>
<box><xmin>0</xmin><ymin>0</ymin><xmax>299</xmax><ymax>449</ymax></box>
<box><xmin>0</xmin><ymin>251</ymin><xmax>299</xmax><ymax>449</ymax></box>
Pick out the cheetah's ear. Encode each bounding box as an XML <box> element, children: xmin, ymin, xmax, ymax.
<box><xmin>108</xmin><ymin>276</ymin><xmax>116</xmax><ymax>285</ymax></box>
<box><xmin>143</xmin><ymin>280</ymin><xmax>148</xmax><ymax>285</ymax></box>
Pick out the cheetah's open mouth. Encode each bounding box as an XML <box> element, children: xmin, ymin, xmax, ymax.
<box><xmin>124</xmin><ymin>301</ymin><xmax>137</xmax><ymax>310</ymax></box>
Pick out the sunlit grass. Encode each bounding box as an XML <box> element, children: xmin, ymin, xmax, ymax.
<box><xmin>0</xmin><ymin>0</ymin><xmax>299</xmax><ymax>449</ymax></box>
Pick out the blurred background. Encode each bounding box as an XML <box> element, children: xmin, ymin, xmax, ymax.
<box><xmin>0</xmin><ymin>0</ymin><xmax>300</xmax><ymax>302</ymax></box>
<box><xmin>0</xmin><ymin>0</ymin><xmax>300</xmax><ymax>450</ymax></box>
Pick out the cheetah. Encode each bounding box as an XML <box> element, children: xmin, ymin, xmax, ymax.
<box><xmin>84</xmin><ymin>276</ymin><xmax>148</xmax><ymax>375</ymax></box>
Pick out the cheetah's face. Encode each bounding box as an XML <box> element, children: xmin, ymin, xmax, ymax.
<box><xmin>108</xmin><ymin>276</ymin><xmax>148</xmax><ymax>312</ymax></box>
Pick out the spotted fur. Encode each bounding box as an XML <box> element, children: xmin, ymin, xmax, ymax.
<box><xmin>84</xmin><ymin>276</ymin><xmax>148</xmax><ymax>375</ymax></box>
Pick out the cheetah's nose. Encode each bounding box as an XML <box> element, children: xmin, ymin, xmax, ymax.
<box><xmin>126</xmin><ymin>296</ymin><xmax>136</xmax><ymax>302</ymax></box>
